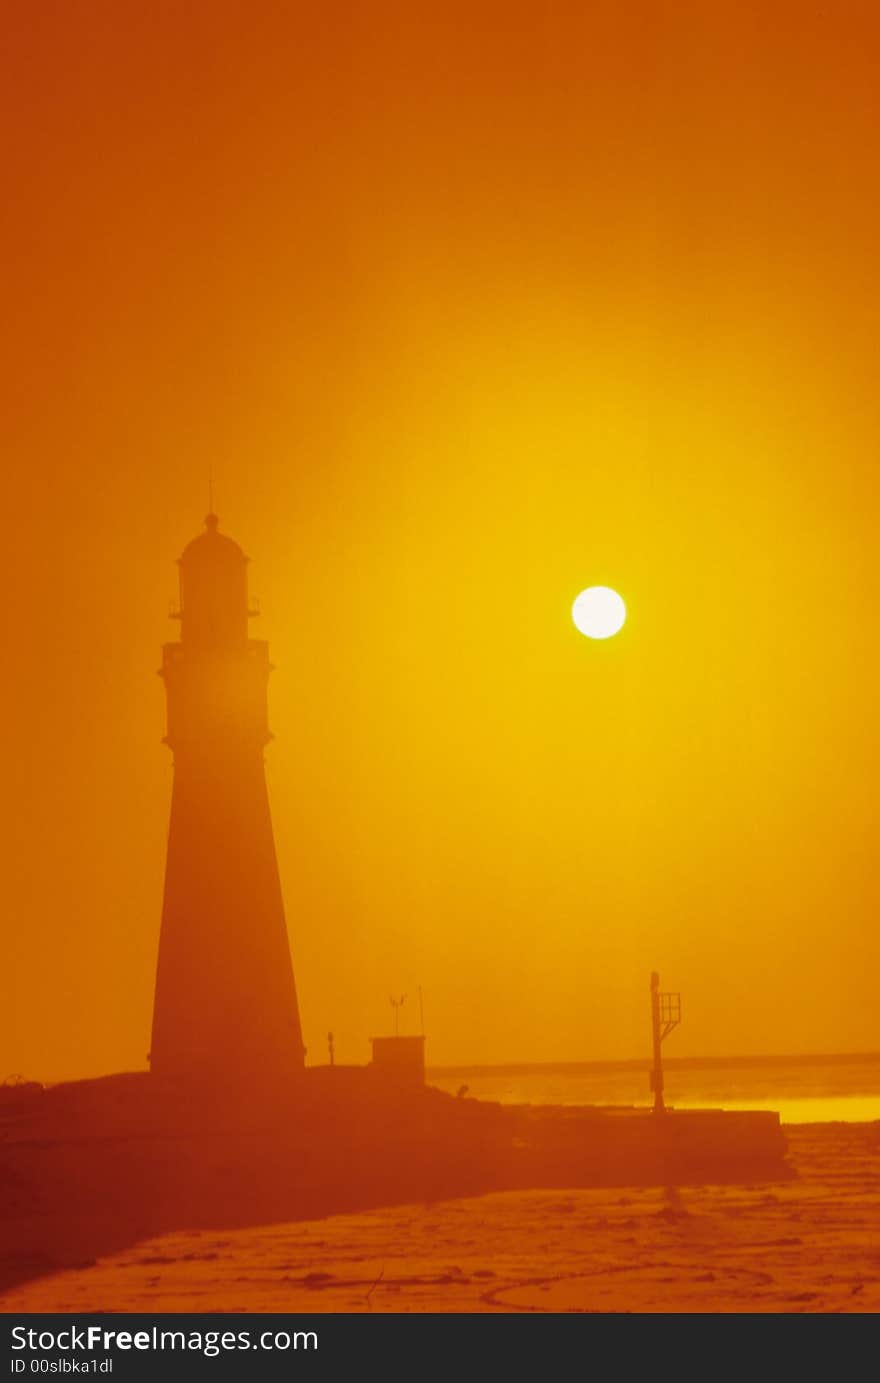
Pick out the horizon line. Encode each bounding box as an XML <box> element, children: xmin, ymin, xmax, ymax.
<box><xmin>427</xmin><ymin>1049</ymin><xmax>880</xmax><ymax>1076</ymax></box>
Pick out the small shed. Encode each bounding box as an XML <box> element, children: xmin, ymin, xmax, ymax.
<box><xmin>369</xmin><ymin>1035</ymin><xmax>426</xmax><ymax>1087</ymax></box>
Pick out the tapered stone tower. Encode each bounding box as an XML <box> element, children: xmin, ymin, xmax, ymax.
<box><xmin>150</xmin><ymin>514</ymin><xmax>304</xmax><ymax>1084</ymax></box>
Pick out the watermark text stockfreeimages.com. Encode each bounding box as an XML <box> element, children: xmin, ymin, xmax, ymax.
<box><xmin>10</xmin><ymin>1324</ymin><xmax>317</xmax><ymax>1363</ymax></box>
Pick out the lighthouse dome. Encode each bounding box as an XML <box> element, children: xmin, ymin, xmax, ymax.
<box><xmin>177</xmin><ymin>515</ymin><xmax>250</xmax><ymax>650</ymax></box>
<box><xmin>180</xmin><ymin>512</ymin><xmax>246</xmax><ymax>565</ymax></box>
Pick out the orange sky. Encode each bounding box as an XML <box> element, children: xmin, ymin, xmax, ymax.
<box><xmin>3</xmin><ymin>1</ymin><xmax>880</xmax><ymax>1079</ymax></box>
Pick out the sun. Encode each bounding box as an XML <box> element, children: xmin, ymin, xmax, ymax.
<box><xmin>571</xmin><ymin>586</ymin><xmax>626</xmax><ymax>640</ymax></box>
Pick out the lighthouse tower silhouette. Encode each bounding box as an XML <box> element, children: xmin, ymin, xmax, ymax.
<box><xmin>150</xmin><ymin>513</ymin><xmax>305</xmax><ymax>1084</ymax></box>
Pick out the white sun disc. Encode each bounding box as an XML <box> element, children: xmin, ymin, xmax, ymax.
<box><xmin>572</xmin><ymin>586</ymin><xmax>626</xmax><ymax>639</ymax></box>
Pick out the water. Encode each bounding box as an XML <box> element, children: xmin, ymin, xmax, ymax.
<box><xmin>428</xmin><ymin>1053</ymin><xmax>880</xmax><ymax>1124</ymax></box>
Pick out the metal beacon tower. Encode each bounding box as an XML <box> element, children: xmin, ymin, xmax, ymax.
<box><xmin>150</xmin><ymin>514</ymin><xmax>305</xmax><ymax>1087</ymax></box>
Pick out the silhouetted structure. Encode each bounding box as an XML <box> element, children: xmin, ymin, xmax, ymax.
<box><xmin>370</xmin><ymin>1035</ymin><xmax>426</xmax><ymax>1088</ymax></box>
<box><xmin>649</xmin><ymin>970</ymin><xmax>681</xmax><ymax>1114</ymax></box>
<box><xmin>150</xmin><ymin>514</ymin><xmax>304</xmax><ymax>1085</ymax></box>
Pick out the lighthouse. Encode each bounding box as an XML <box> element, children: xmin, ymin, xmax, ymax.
<box><xmin>150</xmin><ymin>514</ymin><xmax>305</xmax><ymax>1085</ymax></box>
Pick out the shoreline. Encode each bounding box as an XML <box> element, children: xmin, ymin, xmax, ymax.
<box><xmin>1</xmin><ymin>1121</ymin><xmax>877</xmax><ymax>1313</ymax></box>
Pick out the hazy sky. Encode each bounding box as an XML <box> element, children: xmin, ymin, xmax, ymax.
<box><xmin>3</xmin><ymin>2</ymin><xmax>879</xmax><ymax>1078</ymax></box>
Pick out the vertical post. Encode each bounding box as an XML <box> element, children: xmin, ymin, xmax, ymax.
<box><xmin>651</xmin><ymin>970</ymin><xmax>665</xmax><ymax>1115</ymax></box>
